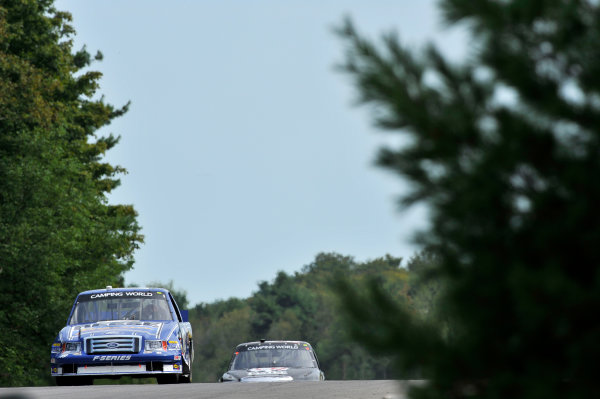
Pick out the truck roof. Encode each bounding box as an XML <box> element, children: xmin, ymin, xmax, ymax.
<box><xmin>76</xmin><ymin>287</ymin><xmax>172</xmax><ymax>297</ymax></box>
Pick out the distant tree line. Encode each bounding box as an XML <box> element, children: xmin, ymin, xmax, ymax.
<box><xmin>188</xmin><ymin>251</ymin><xmax>441</xmax><ymax>382</ymax></box>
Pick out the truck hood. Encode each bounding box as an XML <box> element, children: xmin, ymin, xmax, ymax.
<box><xmin>224</xmin><ymin>367</ymin><xmax>322</xmax><ymax>382</ymax></box>
<box><xmin>60</xmin><ymin>321</ymin><xmax>175</xmax><ymax>341</ymax></box>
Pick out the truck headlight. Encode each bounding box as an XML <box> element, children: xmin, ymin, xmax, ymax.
<box><xmin>63</xmin><ymin>342</ymin><xmax>81</xmax><ymax>353</ymax></box>
<box><xmin>221</xmin><ymin>372</ymin><xmax>238</xmax><ymax>382</ymax></box>
<box><xmin>145</xmin><ymin>340</ymin><xmax>167</xmax><ymax>351</ymax></box>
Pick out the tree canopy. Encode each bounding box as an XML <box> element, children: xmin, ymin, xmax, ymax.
<box><xmin>337</xmin><ymin>0</ymin><xmax>600</xmax><ymax>397</ymax></box>
<box><xmin>0</xmin><ymin>0</ymin><xmax>142</xmax><ymax>386</ymax></box>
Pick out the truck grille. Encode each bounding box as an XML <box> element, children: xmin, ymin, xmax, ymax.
<box><xmin>85</xmin><ymin>336</ymin><xmax>141</xmax><ymax>354</ymax></box>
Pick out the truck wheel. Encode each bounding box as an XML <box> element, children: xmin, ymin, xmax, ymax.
<box><xmin>55</xmin><ymin>377</ymin><xmax>70</xmax><ymax>386</ymax></box>
<box><xmin>156</xmin><ymin>375</ymin><xmax>179</xmax><ymax>384</ymax></box>
<box><xmin>55</xmin><ymin>376</ymin><xmax>93</xmax><ymax>386</ymax></box>
<box><xmin>179</xmin><ymin>338</ymin><xmax>193</xmax><ymax>383</ymax></box>
<box><xmin>180</xmin><ymin>361</ymin><xmax>192</xmax><ymax>383</ymax></box>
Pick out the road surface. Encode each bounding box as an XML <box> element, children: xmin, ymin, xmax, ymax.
<box><xmin>0</xmin><ymin>380</ymin><xmax>423</xmax><ymax>399</ymax></box>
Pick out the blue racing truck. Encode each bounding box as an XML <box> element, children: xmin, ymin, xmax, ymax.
<box><xmin>50</xmin><ymin>286</ymin><xmax>193</xmax><ymax>385</ymax></box>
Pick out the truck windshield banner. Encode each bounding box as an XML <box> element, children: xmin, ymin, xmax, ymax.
<box><xmin>78</xmin><ymin>291</ymin><xmax>164</xmax><ymax>301</ymax></box>
<box><xmin>241</xmin><ymin>343</ymin><xmax>307</xmax><ymax>351</ymax></box>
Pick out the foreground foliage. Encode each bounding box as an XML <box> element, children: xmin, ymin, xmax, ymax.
<box><xmin>337</xmin><ymin>0</ymin><xmax>600</xmax><ymax>397</ymax></box>
<box><xmin>0</xmin><ymin>0</ymin><xmax>142</xmax><ymax>386</ymax></box>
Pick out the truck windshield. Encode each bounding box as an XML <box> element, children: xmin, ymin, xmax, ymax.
<box><xmin>69</xmin><ymin>293</ymin><xmax>172</xmax><ymax>324</ymax></box>
<box><xmin>232</xmin><ymin>348</ymin><xmax>316</xmax><ymax>370</ymax></box>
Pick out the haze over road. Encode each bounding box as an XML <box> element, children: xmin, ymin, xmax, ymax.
<box><xmin>1</xmin><ymin>380</ymin><xmax>421</xmax><ymax>399</ymax></box>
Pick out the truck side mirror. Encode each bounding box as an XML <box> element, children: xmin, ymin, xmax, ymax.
<box><xmin>180</xmin><ymin>310</ymin><xmax>189</xmax><ymax>322</ymax></box>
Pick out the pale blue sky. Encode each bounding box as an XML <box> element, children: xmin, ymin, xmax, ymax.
<box><xmin>54</xmin><ymin>0</ymin><xmax>466</xmax><ymax>306</ymax></box>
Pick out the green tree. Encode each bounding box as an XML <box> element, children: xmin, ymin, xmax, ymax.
<box><xmin>144</xmin><ymin>280</ymin><xmax>189</xmax><ymax>310</ymax></box>
<box><xmin>0</xmin><ymin>0</ymin><xmax>142</xmax><ymax>386</ymax></box>
<box><xmin>190</xmin><ymin>298</ymin><xmax>252</xmax><ymax>382</ymax></box>
<box><xmin>337</xmin><ymin>0</ymin><xmax>600</xmax><ymax>397</ymax></box>
<box><xmin>405</xmin><ymin>251</ymin><xmax>446</xmax><ymax>328</ymax></box>
<box><xmin>249</xmin><ymin>271</ymin><xmax>319</xmax><ymax>341</ymax></box>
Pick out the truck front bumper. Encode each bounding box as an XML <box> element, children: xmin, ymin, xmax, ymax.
<box><xmin>51</xmin><ymin>352</ymin><xmax>183</xmax><ymax>377</ymax></box>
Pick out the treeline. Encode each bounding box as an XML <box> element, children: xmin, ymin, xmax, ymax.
<box><xmin>188</xmin><ymin>251</ymin><xmax>439</xmax><ymax>382</ymax></box>
<box><xmin>0</xmin><ymin>0</ymin><xmax>142</xmax><ymax>386</ymax></box>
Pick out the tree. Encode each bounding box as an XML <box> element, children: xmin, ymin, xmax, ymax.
<box><xmin>0</xmin><ymin>0</ymin><xmax>142</xmax><ymax>386</ymax></box>
<box><xmin>404</xmin><ymin>251</ymin><xmax>446</xmax><ymax>329</ymax></box>
<box><xmin>144</xmin><ymin>280</ymin><xmax>190</xmax><ymax>310</ymax></box>
<box><xmin>337</xmin><ymin>0</ymin><xmax>600</xmax><ymax>397</ymax></box>
<box><xmin>249</xmin><ymin>270</ymin><xmax>319</xmax><ymax>341</ymax></box>
<box><xmin>192</xmin><ymin>301</ymin><xmax>252</xmax><ymax>382</ymax></box>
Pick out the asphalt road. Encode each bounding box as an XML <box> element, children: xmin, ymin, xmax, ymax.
<box><xmin>0</xmin><ymin>380</ymin><xmax>422</xmax><ymax>399</ymax></box>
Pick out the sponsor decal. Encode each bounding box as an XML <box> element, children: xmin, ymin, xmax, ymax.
<box><xmin>92</xmin><ymin>355</ymin><xmax>132</xmax><ymax>361</ymax></box>
<box><xmin>167</xmin><ymin>341</ymin><xmax>181</xmax><ymax>350</ymax></box>
<box><xmin>248</xmin><ymin>367</ymin><xmax>289</xmax><ymax>375</ymax></box>
<box><xmin>247</xmin><ymin>344</ymin><xmax>299</xmax><ymax>351</ymax></box>
<box><xmin>51</xmin><ymin>343</ymin><xmax>61</xmax><ymax>353</ymax></box>
<box><xmin>85</xmin><ymin>291</ymin><xmax>155</xmax><ymax>300</ymax></box>
<box><xmin>90</xmin><ymin>292</ymin><xmax>123</xmax><ymax>299</ymax></box>
<box><xmin>124</xmin><ymin>292</ymin><xmax>153</xmax><ymax>297</ymax></box>
<box><xmin>79</xmin><ymin>322</ymin><xmax>162</xmax><ymax>335</ymax></box>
